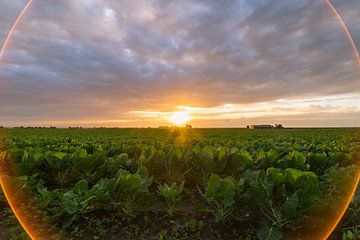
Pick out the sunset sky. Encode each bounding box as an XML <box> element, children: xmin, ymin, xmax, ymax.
<box><xmin>0</xmin><ymin>0</ymin><xmax>360</xmax><ymax>127</ymax></box>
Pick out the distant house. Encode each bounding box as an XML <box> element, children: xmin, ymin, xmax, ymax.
<box><xmin>246</xmin><ymin>124</ymin><xmax>274</xmax><ymax>129</ymax></box>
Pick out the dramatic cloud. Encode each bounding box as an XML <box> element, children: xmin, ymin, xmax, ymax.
<box><xmin>0</xmin><ymin>0</ymin><xmax>359</xmax><ymax>127</ymax></box>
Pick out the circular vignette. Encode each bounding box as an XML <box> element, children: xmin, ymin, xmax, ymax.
<box><xmin>0</xmin><ymin>1</ymin><xmax>359</xmax><ymax>239</ymax></box>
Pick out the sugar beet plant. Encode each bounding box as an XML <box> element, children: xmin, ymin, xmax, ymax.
<box><xmin>158</xmin><ymin>181</ymin><xmax>184</xmax><ymax>215</ymax></box>
<box><xmin>0</xmin><ymin>128</ymin><xmax>359</xmax><ymax>239</ymax></box>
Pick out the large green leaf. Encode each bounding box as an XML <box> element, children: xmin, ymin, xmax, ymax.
<box><xmin>73</xmin><ymin>179</ymin><xmax>89</xmax><ymax>195</ymax></box>
<box><xmin>291</xmin><ymin>150</ymin><xmax>306</xmax><ymax>169</ymax></box>
<box><xmin>226</xmin><ymin>150</ymin><xmax>253</xmax><ymax>176</ymax></box>
<box><xmin>54</xmin><ymin>152</ymin><xmax>66</xmax><ymax>160</ymax></box>
<box><xmin>256</xmin><ymin>225</ymin><xmax>283</xmax><ymax>240</ymax></box>
<box><xmin>266</xmin><ymin>167</ymin><xmax>285</xmax><ymax>186</ymax></box>
<box><xmin>158</xmin><ymin>181</ymin><xmax>184</xmax><ymax>202</ymax></box>
<box><xmin>205</xmin><ymin>174</ymin><xmax>236</xmax><ymax>208</ymax></box>
<box><xmin>62</xmin><ymin>197</ymin><xmax>79</xmax><ymax>215</ymax></box>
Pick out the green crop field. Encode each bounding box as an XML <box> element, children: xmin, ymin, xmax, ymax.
<box><xmin>0</xmin><ymin>128</ymin><xmax>359</xmax><ymax>239</ymax></box>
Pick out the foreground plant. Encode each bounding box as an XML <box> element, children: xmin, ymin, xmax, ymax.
<box><xmin>158</xmin><ymin>181</ymin><xmax>184</xmax><ymax>215</ymax></box>
<box><xmin>203</xmin><ymin>174</ymin><xmax>237</xmax><ymax>222</ymax></box>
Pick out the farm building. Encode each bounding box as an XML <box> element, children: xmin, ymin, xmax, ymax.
<box><xmin>246</xmin><ymin>124</ymin><xmax>273</xmax><ymax>129</ymax></box>
<box><xmin>246</xmin><ymin>124</ymin><xmax>284</xmax><ymax>129</ymax></box>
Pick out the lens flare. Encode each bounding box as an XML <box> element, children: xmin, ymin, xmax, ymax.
<box><xmin>321</xmin><ymin>170</ymin><xmax>360</xmax><ymax>240</ymax></box>
<box><xmin>0</xmin><ymin>1</ymin><xmax>63</xmax><ymax>239</ymax></box>
<box><xmin>320</xmin><ymin>1</ymin><xmax>360</xmax><ymax>239</ymax></box>
<box><xmin>0</xmin><ymin>0</ymin><xmax>33</xmax><ymax>61</ymax></box>
<box><xmin>0</xmin><ymin>176</ymin><xmax>35</xmax><ymax>239</ymax></box>
<box><xmin>0</xmin><ymin>175</ymin><xmax>63</xmax><ymax>240</ymax></box>
<box><xmin>326</xmin><ymin>0</ymin><xmax>360</xmax><ymax>66</ymax></box>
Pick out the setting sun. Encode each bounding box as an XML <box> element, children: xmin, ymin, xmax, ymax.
<box><xmin>166</xmin><ymin>111</ymin><xmax>191</xmax><ymax>125</ymax></box>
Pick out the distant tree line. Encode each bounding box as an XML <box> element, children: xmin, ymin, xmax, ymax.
<box><xmin>12</xmin><ymin>126</ymin><xmax>57</xmax><ymax>129</ymax></box>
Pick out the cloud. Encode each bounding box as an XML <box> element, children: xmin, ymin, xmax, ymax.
<box><xmin>0</xmin><ymin>0</ymin><xmax>359</xmax><ymax>127</ymax></box>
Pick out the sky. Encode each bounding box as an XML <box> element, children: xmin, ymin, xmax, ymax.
<box><xmin>0</xmin><ymin>0</ymin><xmax>359</xmax><ymax>128</ymax></box>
